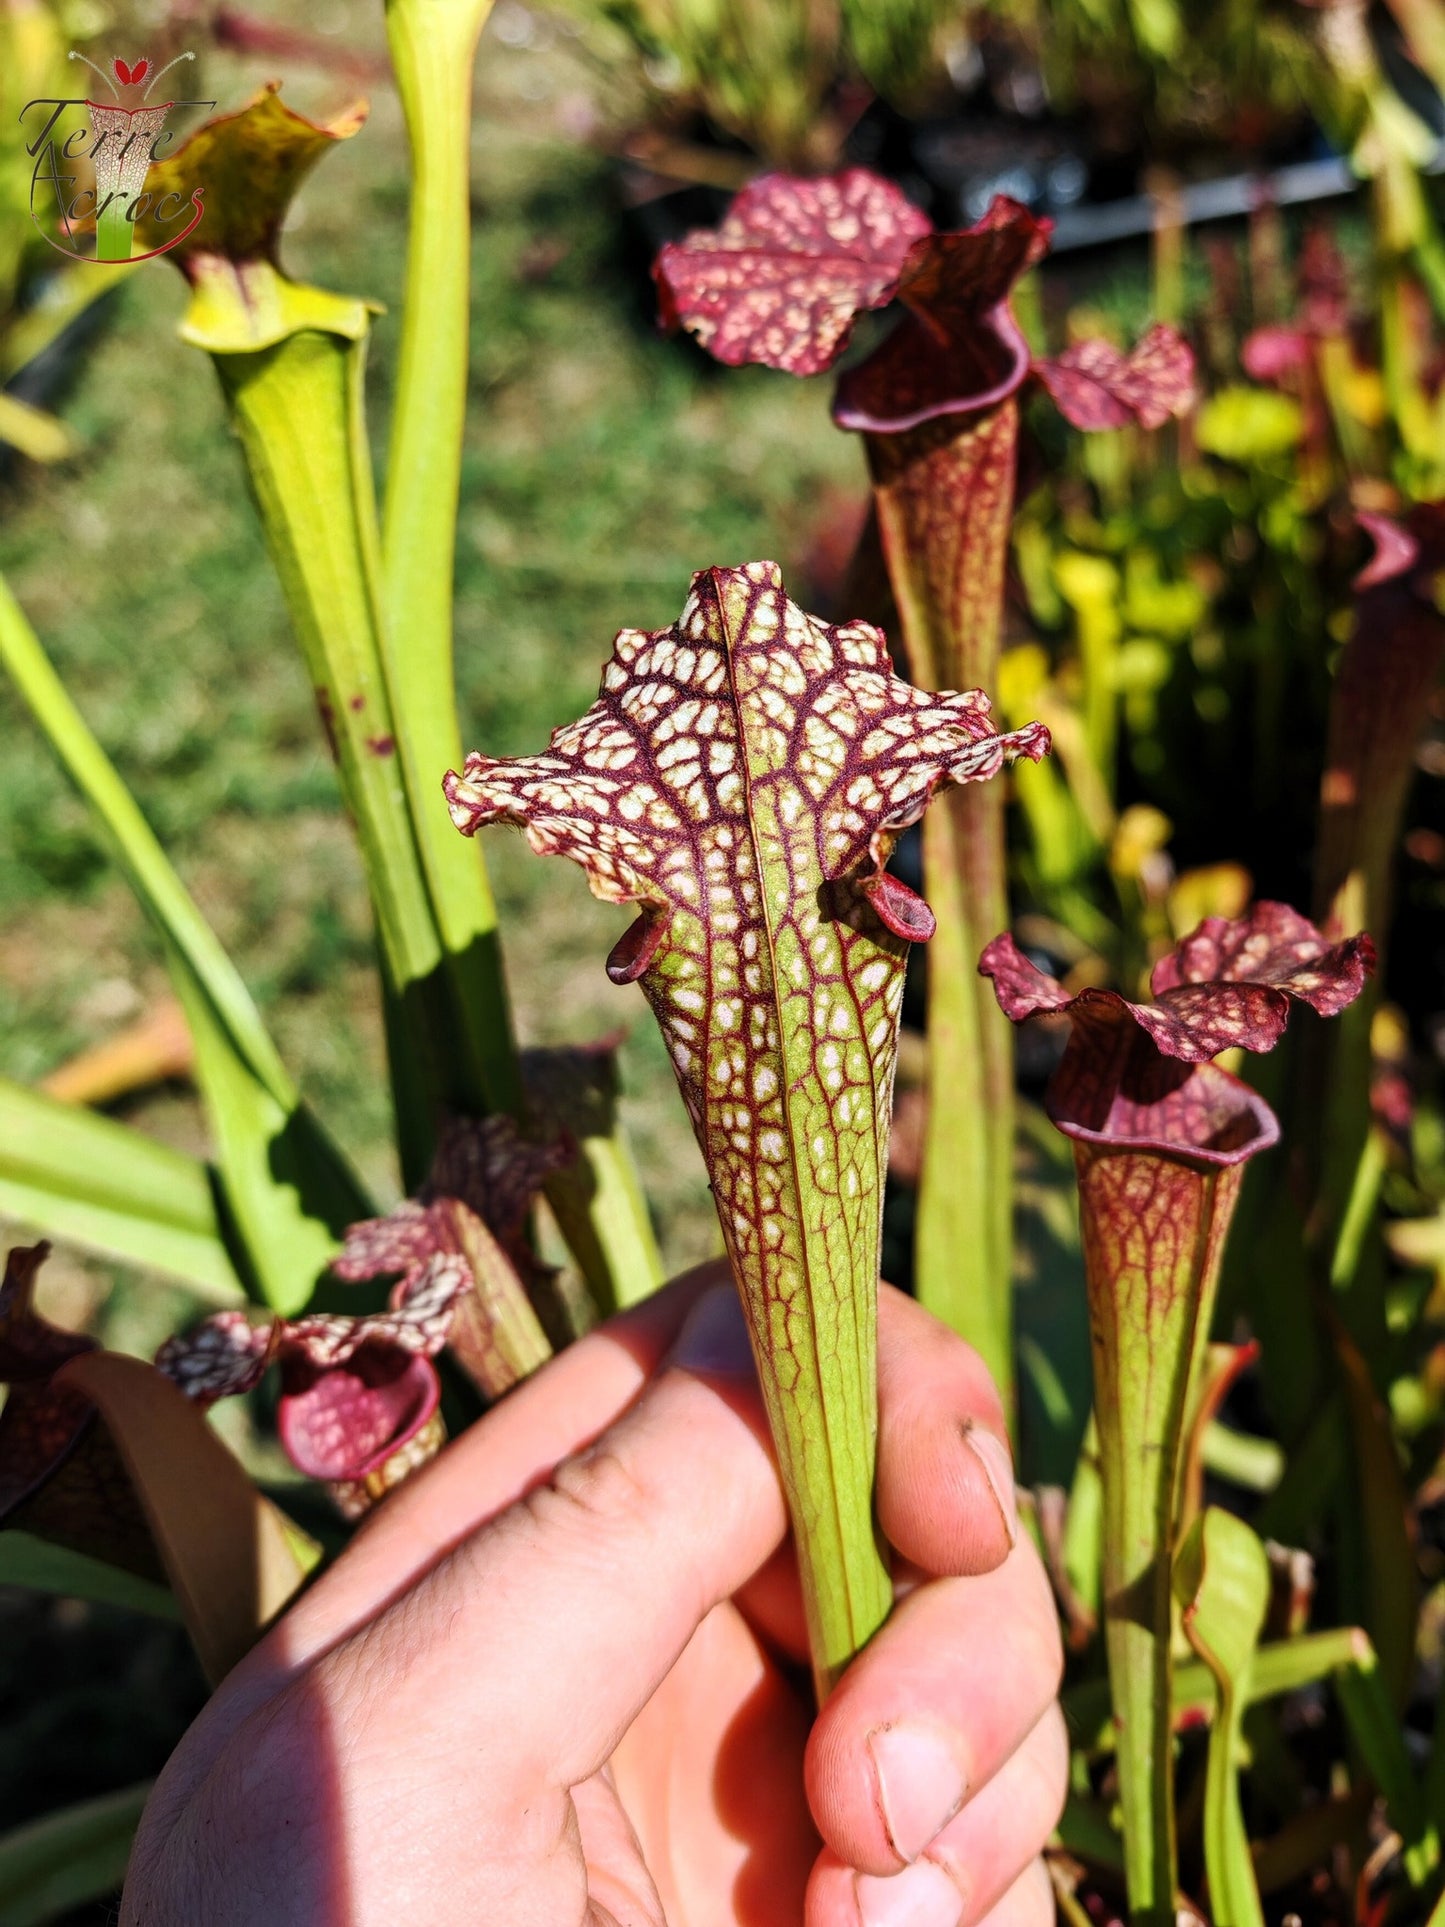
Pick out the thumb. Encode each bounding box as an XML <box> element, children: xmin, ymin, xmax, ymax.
<box><xmin>318</xmin><ymin>1281</ymin><xmax>784</xmax><ymax>1798</ymax></box>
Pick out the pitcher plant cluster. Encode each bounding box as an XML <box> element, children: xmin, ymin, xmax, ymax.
<box><xmin>2</xmin><ymin>4</ymin><xmax>1445</xmax><ymax>1923</ymax></box>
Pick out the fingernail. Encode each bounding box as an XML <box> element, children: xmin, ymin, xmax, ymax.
<box><xmin>669</xmin><ymin>1282</ymin><xmax>756</xmax><ymax>1379</ymax></box>
<box><xmin>962</xmin><ymin>1420</ymin><xmax>1018</xmax><ymax>1546</ymax></box>
<box><xmin>867</xmin><ymin>1719</ymin><xmax>971</xmax><ymax>1865</ymax></box>
<box><xmin>854</xmin><ymin>1857</ymin><xmax>966</xmax><ymax>1927</ymax></box>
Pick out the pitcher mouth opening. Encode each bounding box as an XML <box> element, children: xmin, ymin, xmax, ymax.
<box><xmin>1046</xmin><ymin>1049</ymin><xmax>1282</xmax><ymax>1170</ymax></box>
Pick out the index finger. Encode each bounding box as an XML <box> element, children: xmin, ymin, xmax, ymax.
<box><xmin>182</xmin><ymin>1263</ymin><xmax>727</xmax><ymax>1782</ymax></box>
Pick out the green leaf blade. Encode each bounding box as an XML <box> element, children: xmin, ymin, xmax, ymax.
<box><xmin>0</xmin><ymin>1780</ymin><xmax>151</xmax><ymax>1927</ymax></box>
<box><xmin>0</xmin><ymin>1530</ymin><xmax>179</xmax><ymax>1619</ymax></box>
<box><xmin>0</xmin><ymin>574</ymin><xmax>371</xmax><ymax>1311</ymax></box>
<box><xmin>1175</xmin><ymin>1508</ymin><xmax>1271</xmax><ymax>1927</ymax></box>
<box><xmin>0</xmin><ymin>1076</ymin><xmax>242</xmax><ymax>1301</ymax></box>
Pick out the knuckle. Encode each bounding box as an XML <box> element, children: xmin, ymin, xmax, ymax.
<box><xmin>1019</xmin><ymin>1857</ymin><xmax>1057</xmax><ymax>1925</ymax></box>
<box><xmin>514</xmin><ymin>1430</ymin><xmax>720</xmax><ymax>1642</ymax></box>
<box><xmin>1022</xmin><ymin>1705</ymin><xmax>1070</xmax><ymax>1834</ymax></box>
<box><xmin>539</xmin><ymin>1439</ymin><xmax>658</xmax><ymax>1535</ymax></box>
<box><xmin>973</xmin><ymin>1856</ymin><xmax>1054</xmax><ymax>1927</ymax></box>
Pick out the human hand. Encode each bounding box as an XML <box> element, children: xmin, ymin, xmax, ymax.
<box><xmin>122</xmin><ymin>1266</ymin><xmax>1064</xmax><ymax>1926</ymax></box>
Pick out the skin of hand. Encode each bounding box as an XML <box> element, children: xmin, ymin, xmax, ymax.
<box><xmin>121</xmin><ymin>1265</ymin><xmax>1065</xmax><ymax>1927</ymax></box>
